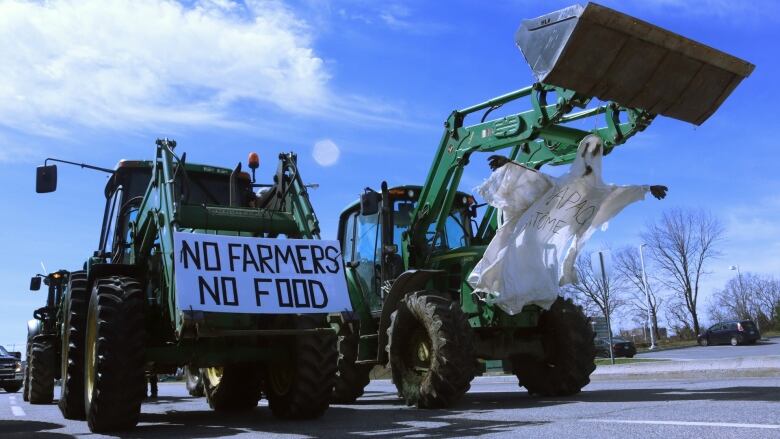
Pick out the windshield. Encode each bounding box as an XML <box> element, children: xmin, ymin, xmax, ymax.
<box><xmin>0</xmin><ymin>346</ymin><xmax>8</xmax><ymax>356</ymax></box>
<box><xmin>176</xmin><ymin>172</ymin><xmax>251</xmax><ymax>206</ymax></box>
<box><xmin>393</xmin><ymin>199</ymin><xmax>470</xmax><ymax>250</ymax></box>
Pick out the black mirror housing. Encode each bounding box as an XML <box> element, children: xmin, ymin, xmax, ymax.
<box><xmin>360</xmin><ymin>188</ymin><xmax>381</xmax><ymax>216</ymax></box>
<box><xmin>30</xmin><ymin>276</ymin><xmax>41</xmax><ymax>291</ymax></box>
<box><xmin>36</xmin><ymin>165</ymin><xmax>57</xmax><ymax>193</ymax></box>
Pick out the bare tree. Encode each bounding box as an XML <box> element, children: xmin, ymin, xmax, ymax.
<box><xmin>564</xmin><ymin>251</ymin><xmax>626</xmax><ymax>327</ymax></box>
<box><xmin>641</xmin><ymin>208</ymin><xmax>724</xmax><ymax>335</ymax></box>
<box><xmin>709</xmin><ymin>273</ymin><xmax>780</xmax><ymax>330</ymax></box>
<box><xmin>613</xmin><ymin>246</ymin><xmax>664</xmax><ymax>341</ymax></box>
<box><xmin>664</xmin><ymin>297</ymin><xmax>696</xmax><ymax>339</ymax></box>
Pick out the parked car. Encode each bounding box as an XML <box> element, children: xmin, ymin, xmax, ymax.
<box><xmin>0</xmin><ymin>345</ymin><xmax>23</xmax><ymax>393</ymax></box>
<box><xmin>698</xmin><ymin>320</ymin><xmax>760</xmax><ymax>346</ymax></box>
<box><xmin>594</xmin><ymin>337</ymin><xmax>637</xmax><ymax>358</ymax></box>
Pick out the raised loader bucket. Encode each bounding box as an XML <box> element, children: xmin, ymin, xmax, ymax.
<box><xmin>515</xmin><ymin>2</ymin><xmax>754</xmax><ymax>125</ymax></box>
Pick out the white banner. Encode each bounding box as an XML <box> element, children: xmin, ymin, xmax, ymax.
<box><xmin>173</xmin><ymin>232</ymin><xmax>352</xmax><ymax>314</ymax></box>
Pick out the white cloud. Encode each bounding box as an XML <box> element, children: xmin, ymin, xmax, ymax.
<box><xmin>312</xmin><ymin>139</ymin><xmax>340</xmax><ymax>166</ymax></box>
<box><xmin>0</xmin><ymin>0</ymin><xmax>329</xmax><ymax>133</ymax></box>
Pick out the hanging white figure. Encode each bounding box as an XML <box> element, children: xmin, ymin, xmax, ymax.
<box><xmin>467</xmin><ymin>134</ymin><xmax>667</xmax><ymax>315</ymax></box>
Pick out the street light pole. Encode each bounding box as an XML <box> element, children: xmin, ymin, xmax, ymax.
<box><xmin>598</xmin><ymin>251</ymin><xmax>615</xmax><ymax>365</ymax></box>
<box><xmin>730</xmin><ymin>264</ymin><xmax>758</xmax><ymax>333</ymax></box>
<box><xmin>639</xmin><ymin>244</ymin><xmax>656</xmax><ymax>350</ymax></box>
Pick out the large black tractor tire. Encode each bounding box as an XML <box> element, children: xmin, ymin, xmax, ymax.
<box><xmin>511</xmin><ymin>297</ymin><xmax>596</xmax><ymax>397</ymax></box>
<box><xmin>84</xmin><ymin>276</ymin><xmax>146</xmax><ymax>433</ymax></box>
<box><xmin>28</xmin><ymin>339</ymin><xmax>56</xmax><ymax>404</ymax></box>
<box><xmin>387</xmin><ymin>291</ymin><xmax>476</xmax><ymax>408</ymax></box>
<box><xmin>331</xmin><ymin>333</ymin><xmax>372</xmax><ymax>404</ymax></box>
<box><xmin>22</xmin><ymin>340</ymin><xmax>31</xmax><ymax>402</ymax></box>
<box><xmin>202</xmin><ymin>364</ymin><xmax>262</xmax><ymax>411</ymax></box>
<box><xmin>58</xmin><ymin>270</ymin><xmax>88</xmax><ymax>420</ymax></box>
<box><xmin>266</xmin><ymin>315</ymin><xmax>337</xmax><ymax>419</ymax></box>
<box><xmin>184</xmin><ymin>366</ymin><xmax>205</xmax><ymax>397</ymax></box>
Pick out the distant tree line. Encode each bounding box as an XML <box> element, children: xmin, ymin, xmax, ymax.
<box><xmin>566</xmin><ymin>207</ymin><xmax>779</xmax><ymax>341</ymax></box>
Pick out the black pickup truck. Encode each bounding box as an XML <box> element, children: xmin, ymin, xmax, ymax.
<box><xmin>0</xmin><ymin>345</ymin><xmax>23</xmax><ymax>393</ymax></box>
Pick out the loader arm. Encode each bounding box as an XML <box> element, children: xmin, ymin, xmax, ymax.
<box><xmin>407</xmin><ymin>83</ymin><xmax>654</xmax><ymax>264</ymax></box>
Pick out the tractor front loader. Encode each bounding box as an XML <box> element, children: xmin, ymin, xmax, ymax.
<box><xmin>332</xmin><ymin>3</ymin><xmax>753</xmax><ymax>407</ymax></box>
<box><xmin>24</xmin><ymin>270</ymin><xmax>70</xmax><ymax>404</ymax></box>
<box><xmin>36</xmin><ymin>140</ymin><xmax>349</xmax><ymax>432</ymax></box>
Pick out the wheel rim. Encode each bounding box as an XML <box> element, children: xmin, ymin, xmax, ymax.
<box><xmin>731</xmin><ymin>337</ymin><xmax>738</xmax><ymax>346</ymax></box>
<box><xmin>84</xmin><ymin>300</ymin><xmax>98</xmax><ymax>406</ymax></box>
<box><xmin>406</xmin><ymin>327</ymin><xmax>432</xmax><ymax>375</ymax></box>
<box><xmin>205</xmin><ymin>367</ymin><xmax>223</xmax><ymax>387</ymax></box>
<box><xmin>269</xmin><ymin>364</ymin><xmax>294</xmax><ymax>396</ymax></box>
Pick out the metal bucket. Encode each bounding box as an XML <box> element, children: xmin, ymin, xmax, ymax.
<box><xmin>515</xmin><ymin>2</ymin><xmax>754</xmax><ymax>125</ymax></box>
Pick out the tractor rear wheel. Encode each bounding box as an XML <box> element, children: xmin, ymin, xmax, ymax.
<box><xmin>511</xmin><ymin>297</ymin><xmax>596</xmax><ymax>396</ymax></box>
<box><xmin>266</xmin><ymin>315</ymin><xmax>337</xmax><ymax>419</ymax></box>
<box><xmin>84</xmin><ymin>276</ymin><xmax>146</xmax><ymax>433</ymax></box>
<box><xmin>387</xmin><ymin>291</ymin><xmax>476</xmax><ymax>408</ymax></box>
<box><xmin>28</xmin><ymin>338</ymin><xmax>56</xmax><ymax>404</ymax></box>
<box><xmin>202</xmin><ymin>364</ymin><xmax>261</xmax><ymax>411</ymax></box>
<box><xmin>184</xmin><ymin>366</ymin><xmax>205</xmax><ymax>397</ymax></box>
<box><xmin>58</xmin><ymin>270</ymin><xmax>88</xmax><ymax>420</ymax></box>
<box><xmin>22</xmin><ymin>340</ymin><xmax>31</xmax><ymax>402</ymax></box>
<box><xmin>332</xmin><ymin>333</ymin><xmax>371</xmax><ymax>404</ymax></box>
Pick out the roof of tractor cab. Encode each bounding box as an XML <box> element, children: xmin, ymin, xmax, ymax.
<box><xmin>104</xmin><ymin>159</ymin><xmax>250</xmax><ymax>196</ymax></box>
<box><xmin>341</xmin><ymin>184</ymin><xmax>475</xmax><ymax>215</ymax></box>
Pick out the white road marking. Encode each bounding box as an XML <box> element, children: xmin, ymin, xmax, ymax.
<box><xmin>581</xmin><ymin>419</ymin><xmax>780</xmax><ymax>430</ymax></box>
<box><xmin>10</xmin><ymin>405</ymin><xmax>25</xmax><ymax>416</ymax></box>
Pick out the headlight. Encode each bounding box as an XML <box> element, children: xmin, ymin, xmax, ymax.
<box><xmin>14</xmin><ymin>361</ymin><xmax>21</xmax><ymax>372</ymax></box>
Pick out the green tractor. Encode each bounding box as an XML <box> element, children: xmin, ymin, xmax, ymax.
<box><xmin>332</xmin><ymin>3</ymin><xmax>753</xmax><ymax>406</ymax></box>
<box><xmin>36</xmin><ymin>140</ymin><xmax>350</xmax><ymax>432</ymax></box>
<box><xmin>24</xmin><ymin>270</ymin><xmax>70</xmax><ymax>404</ymax></box>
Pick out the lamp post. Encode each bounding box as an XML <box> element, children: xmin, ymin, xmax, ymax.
<box><xmin>729</xmin><ymin>264</ymin><xmax>758</xmax><ymax>333</ymax></box>
<box><xmin>598</xmin><ymin>251</ymin><xmax>615</xmax><ymax>365</ymax></box>
<box><xmin>639</xmin><ymin>244</ymin><xmax>656</xmax><ymax>350</ymax></box>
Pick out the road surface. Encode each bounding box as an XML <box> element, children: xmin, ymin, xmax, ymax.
<box><xmin>1</xmin><ymin>375</ymin><xmax>779</xmax><ymax>438</ymax></box>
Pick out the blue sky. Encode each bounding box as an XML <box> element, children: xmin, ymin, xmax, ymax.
<box><xmin>1</xmin><ymin>0</ymin><xmax>778</xmax><ymax>350</ymax></box>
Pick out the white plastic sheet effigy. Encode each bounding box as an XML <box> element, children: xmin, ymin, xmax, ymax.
<box><xmin>467</xmin><ymin>134</ymin><xmax>649</xmax><ymax>315</ymax></box>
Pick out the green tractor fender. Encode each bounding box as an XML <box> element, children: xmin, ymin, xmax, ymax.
<box><xmin>27</xmin><ymin>319</ymin><xmax>43</xmax><ymax>340</ymax></box>
<box><xmin>86</xmin><ymin>263</ymin><xmax>143</xmax><ymax>291</ymax></box>
<box><xmin>376</xmin><ymin>269</ymin><xmax>445</xmax><ymax>364</ymax></box>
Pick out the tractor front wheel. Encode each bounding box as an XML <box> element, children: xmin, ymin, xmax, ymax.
<box><xmin>22</xmin><ymin>340</ymin><xmax>31</xmax><ymax>402</ymax></box>
<box><xmin>28</xmin><ymin>338</ymin><xmax>56</xmax><ymax>404</ymax></box>
<box><xmin>266</xmin><ymin>315</ymin><xmax>337</xmax><ymax>419</ymax></box>
<box><xmin>184</xmin><ymin>365</ymin><xmax>205</xmax><ymax>397</ymax></box>
<box><xmin>331</xmin><ymin>332</ymin><xmax>372</xmax><ymax>404</ymax></box>
<box><xmin>58</xmin><ymin>270</ymin><xmax>88</xmax><ymax>420</ymax></box>
<box><xmin>202</xmin><ymin>364</ymin><xmax>262</xmax><ymax>411</ymax></box>
<box><xmin>84</xmin><ymin>276</ymin><xmax>146</xmax><ymax>433</ymax></box>
<box><xmin>511</xmin><ymin>297</ymin><xmax>596</xmax><ymax>397</ymax></box>
<box><xmin>387</xmin><ymin>291</ymin><xmax>476</xmax><ymax>408</ymax></box>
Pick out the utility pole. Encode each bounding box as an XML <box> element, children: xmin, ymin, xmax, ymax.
<box><xmin>639</xmin><ymin>244</ymin><xmax>656</xmax><ymax>350</ymax></box>
<box><xmin>599</xmin><ymin>251</ymin><xmax>615</xmax><ymax>365</ymax></box>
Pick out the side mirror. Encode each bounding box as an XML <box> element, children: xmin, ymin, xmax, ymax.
<box><xmin>30</xmin><ymin>276</ymin><xmax>41</xmax><ymax>291</ymax></box>
<box><xmin>36</xmin><ymin>165</ymin><xmax>57</xmax><ymax>193</ymax></box>
<box><xmin>360</xmin><ymin>188</ymin><xmax>381</xmax><ymax>216</ymax></box>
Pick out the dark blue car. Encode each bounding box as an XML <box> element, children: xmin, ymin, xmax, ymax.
<box><xmin>698</xmin><ymin>320</ymin><xmax>760</xmax><ymax>346</ymax></box>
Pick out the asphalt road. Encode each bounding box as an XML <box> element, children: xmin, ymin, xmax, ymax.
<box><xmin>637</xmin><ymin>337</ymin><xmax>780</xmax><ymax>361</ymax></box>
<box><xmin>1</xmin><ymin>375</ymin><xmax>779</xmax><ymax>438</ymax></box>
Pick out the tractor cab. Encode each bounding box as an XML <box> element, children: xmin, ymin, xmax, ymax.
<box><xmin>338</xmin><ymin>184</ymin><xmax>475</xmax><ymax>314</ymax></box>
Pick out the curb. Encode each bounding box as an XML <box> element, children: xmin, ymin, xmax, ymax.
<box><xmin>592</xmin><ymin>355</ymin><xmax>780</xmax><ymax>380</ymax></box>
